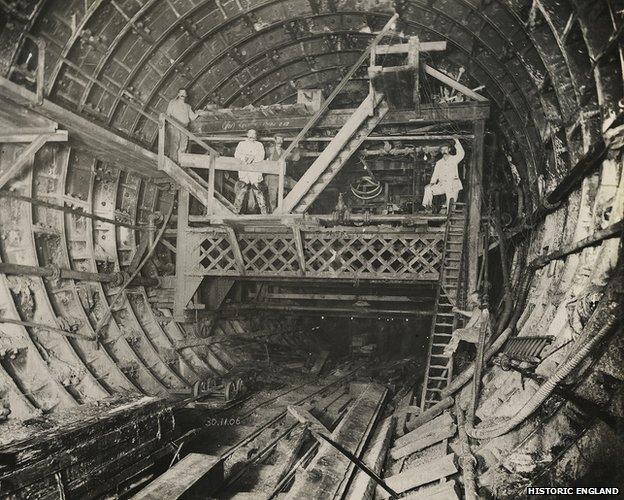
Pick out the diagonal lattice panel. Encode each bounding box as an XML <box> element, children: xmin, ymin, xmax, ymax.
<box><xmin>189</xmin><ymin>229</ymin><xmax>443</xmax><ymax>281</ymax></box>
<box><xmin>239</xmin><ymin>235</ymin><xmax>299</xmax><ymax>273</ymax></box>
<box><xmin>197</xmin><ymin>236</ymin><xmax>238</xmax><ymax>273</ymax></box>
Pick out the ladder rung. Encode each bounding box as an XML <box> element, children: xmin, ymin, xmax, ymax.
<box><xmin>426</xmin><ymin>388</ymin><xmax>443</xmax><ymax>393</ymax></box>
<box><xmin>433</xmin><ymin>333</ymin><xmax>453</xmax><ymax>337</ymax></box>
<box><xmin>432</xmin><ymin>343</ymin><xmax>448</xmax><ymax>347</ymax></box>
<box><xmin>430</xmin><ymin>365</ymin><xmax>449</xmax><ymax>369</ymax></box>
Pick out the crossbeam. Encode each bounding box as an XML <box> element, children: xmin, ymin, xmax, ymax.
<box><xmin>191</xmin><ymin>102</ymin><xmax>490</xmax><ymax>135</ymax></box>
<box><xmin>375</xmin><ymin>40</ymin><xmax>447</xmax><ymax>54</ymax></box>
<box><xmin>179</xmin><ymin>152</ymin><xmax>284</xmax><ymax>175</ymax></box>
<box><xmin>0</xmin><ymin>133</ymin><xmax>65</xmax><ymax>189</ymax></box>
<box><xmin>0</xmin><ymin>131</ymin><xmax>67</xmax><ymax>143</ymax></box>
<box><xmin>424</xmin><ymin>65</ymin><xmax>488</xmax><ymax>102</ymax></box>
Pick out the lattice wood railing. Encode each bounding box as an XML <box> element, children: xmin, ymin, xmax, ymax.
<box><xmin>183</xmin><ymin>227</ymin><xmax>445</xmax><ymax>282</ymax></box>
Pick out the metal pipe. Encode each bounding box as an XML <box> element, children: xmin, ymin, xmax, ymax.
<box><xmin>0</xmin><ymin>317</ymin><xmax>95</xmax><ymax>340</ymax></box>
<box><xmin>0</xmin><ymin>191</ymin><xmax>150</xmax><ymax>231</ymax></box>
<box><xmin>195</xmin><ymin>134</ymin><xmax>474</xmax><ymax>142</ymax></box>
<box><xmin>0</xmin><ymin>262</ymin><xmax>159</xmax><ymax>287</ymax></box>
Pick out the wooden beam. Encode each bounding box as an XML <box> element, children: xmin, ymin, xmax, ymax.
<box><xmin>0</xmin><ymin>77</ymin><xmax>167</xmax><ymax>179</ymax></box>
<box><xmin>384</xmin><ymin>453</ymin><xmax>458</xmax><ymax>494</ymax></box>
<box><xmin>424</xmin><ymin>65</ymin><xmax>488</xmax><ymax>102</ymax></box>
<box><xmin>173</xmin><ymin>190</ymin><xmax>203</xmax><ymax>319</ymax></box>
<box><xmin>251</xmin><ymin>292</ymin><xmax>429</xmax><ymax>302</ymax></box>
<box><xmin>408</xmin><ymin>37</ymin><xmax>420</xmax><ymax>110</ymax></box>
<box><xmin>291</xmin><ymin>225</ymin><xmax>306</xmax><ymax>275</ymax></box>
<box><xmin>222</xmin><ymin>303</ymin><xmax>433</xmax><ymax>316</ymax></box>
<box><xmin>467</xmin><ymin>119</ymin><xmax>485</xmax><ymax>294</ymax></box>
<box><xmin>179</xmin><ymin>152</ymin><xmax>282</xmax><ymax>175</ymax></box>
<box><xmin>130</xmin><ymin>453</ymin><xmax>223</xmax><ymax>499</ymax></box>
<box><xmin>389</xmin><ymin>421</ymin><xmax>457</xmax><ymax>459</ymax></box>
<box><xmin>0</xmin><ymin>135</ymin><xmax>50</xmax><ymax>189</ymax></box>
<box><xmin>0</xmin><ymin>131</ymin><xmax>67</xmax><ymax>143</ymax></box>
<box><xmin>192</xmin><ymin>102</ymin><xmax>490</xmax><ymax>135</ymax></box>
<box><xmin>393</xmin><ymin>412</ymin><xmax>453</xmax><ymax>449</ymax></box>
<box><xmin>375</xmin><ymin>41</ymin><xmax>446</xmax><ymax>54</ymax></box>
<box><xmin>225</xmin><ymin>226</ymin><xmax>245</xmax><ymax>275</ymax></box>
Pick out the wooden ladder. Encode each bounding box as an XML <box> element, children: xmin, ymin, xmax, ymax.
<box><xmin>281</xmin><ymin>92</ymin><xmax>389</xmax><ymax>214</ymax></box>
<box><xmin>420</xmin><ymin>200</ymin><xmax>467</xmax><ymax>410</ymax></box>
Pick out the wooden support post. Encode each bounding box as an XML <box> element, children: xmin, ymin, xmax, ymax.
<box><xmin>207</xmin><ymin>154</ymin><xmax>216</xmax><ymax>215</ymax></box>
<box><xmin>467</xmin><ymin>120</ymin><xmax>485</xmax><ymax>295</ymax></box>
<box><xmin>158</xmin><ymin>114</ymin><xmax>166</xmax><ymax>170</ymax></box>
<box><xmin>277</xmin><ymin>159</ymin><xmax>285</xmax><ymax>212</ymax></box>
<box><xmin>292</xmin><ymin>225</ymin><xmax>306</xmax><ymax>275</ymax></box>
<box><xmin>408</xmin><ymin>36</ymin><xmax>420</xmax><ymax>110</ymax></box>
<box><xmin>173</xmin><ymin>190</ymin><xmax>202</xmax><ymax>320</ymax></box>
<box><xmin>36</xmin><ymin>40</ymin><xmax>45</xmax><ymax>105</ymax></box>
<box><xmin>0</xmin><ymin>135</ymin><xmax>50</xmax><ymax>189</ymax></box>
<box><xmin>225</xmin><ymin>227</ymin><xmax>245</xmax><ymax>275</ymax></box>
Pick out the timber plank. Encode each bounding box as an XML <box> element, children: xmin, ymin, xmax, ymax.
<box><xmin>131</xmin><ymin>453</ymin><xmax>223</xmax><ymax>500</ymax></box>
<box><xmin>393</xmin><ymin>412</ymin><xmax>453</xmax><ymax>449</ymax></box>
<box><xmin>389</xmin><ymin>423</ymin><xmax>457</xmax><ymax>460</ymax></box>
<box><xmin>345</xmin><ymin>416</ymin><xmax>396</xmax><ymax>500</ymax></box>
<box><xmin>286</xmin><ymin>383</ymin><xmax>387</xmax><ymax>499</ymax></box>
<box><xmin>384</xmin><ymin>453</ymin><xmax>457</xmax><ymax>494</ymax></box>
<box><xmin>402</xmin><ymin>480</ymin><xmax>459</xmax><ymax>499</ymax></box>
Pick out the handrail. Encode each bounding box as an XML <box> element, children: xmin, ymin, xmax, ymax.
<box><xmin>160</xmin><ymin>113</ymin><xmax>219</xmax><ymax>156</ymax></box>
<box><xmin>280</xmin><ymin>12</ymin><xmax>399</xmax><ymax>161</ymax></box>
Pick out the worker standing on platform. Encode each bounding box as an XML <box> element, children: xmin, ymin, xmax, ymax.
<box><xmin>165</xmin><ymin>88</ymin><xmax>208</xmax><ymax>161</ymax></box>
<box><xmin>265</xmin><ymin>136</ymin><xmax>283</xmax><ymax>212</ymax></box>
<box><xmin>422</xmin><ymin>137</ymin><xmax>465</xmax><ymax>213</ymax></box>
<box><xmin>234</xmin><ymin>129</ymin><xmax>269</xmax><ymax>214</ymax></box>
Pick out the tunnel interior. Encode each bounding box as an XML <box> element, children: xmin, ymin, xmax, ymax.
<box><xmin>0</xmin><ymin>0</ymin><xmax>622</xmax><ymax>498</ymax></box>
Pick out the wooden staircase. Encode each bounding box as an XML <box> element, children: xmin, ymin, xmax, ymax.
<box><xmin>281</xmin><ymin>92</ymin><xmax>389</xmax><ymax>214</ymax></box>
<box><xmin>420</xmin><ymin>201</ymin><xmax>467</xmax><ymax>410</ymax></box>
<box><xmin>159</xmin><ymin>155</ymin><xmax>235</xmax><ymax>215</ymax></box>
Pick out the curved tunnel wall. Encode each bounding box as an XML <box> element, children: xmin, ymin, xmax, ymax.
<box><xmin>0</xmin><ymin>0</ymin><xmax>622</xmax><ymax>491</ymax></box>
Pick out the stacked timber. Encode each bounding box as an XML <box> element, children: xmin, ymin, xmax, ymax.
<box><xmin>382</xmin><ymin>408</ymin><xmax>460</xmax><ymax>498</ymax></box>
<box><xmin>0</xmin><ymin>397</ymin><xmax>181</xmax><ymax>498</ymax></box>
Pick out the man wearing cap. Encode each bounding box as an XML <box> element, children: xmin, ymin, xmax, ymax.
<box><xmin>165</xmin><ymin>88</ymin><xmax>209</xmax><ymax>161</ymax></box>
<box><xmin>234</xmin><ymin>129</ymin><xmax>269</xmax><ymax>214</ymax></box>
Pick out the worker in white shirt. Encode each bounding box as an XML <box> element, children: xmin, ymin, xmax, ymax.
<box><xmin>165</xmin><ymin>88</ymin><xmax>208</xmax><ymax>161</ymax></box>
<box><xmin>234</xmin><ymin>129</ymin><xmax>269</xmax><ymax>214</ymax></box>
<box><xmin>422</xmin><ymin>137</ymin><xmax>465</xmax><ymax>213</ymax></box>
